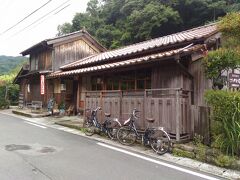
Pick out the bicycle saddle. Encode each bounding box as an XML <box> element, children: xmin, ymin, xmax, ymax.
<box><xmin>105</xmin><ymin>113</ymin><xmax>111</xmax><ymax>117</ymax></box>
<box><xmin>146</xmin><ymin>118</ymin><xmax>155</xmax><ymax>123</ymax></box>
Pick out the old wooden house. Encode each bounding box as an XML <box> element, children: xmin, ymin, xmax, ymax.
<box><xmin>47</xmin><ymin>23</ymin><xmax>220</xmax><ymax>141</ymax></box>
<box><xmin>15</xmin><ymin>23</ymin><xmax>220</xmax><ymax>142</ymax></box>
<box><xmin>14</xmin><ymin>29</ymin><xmax>106</xmax><ymax>108</ymax></box>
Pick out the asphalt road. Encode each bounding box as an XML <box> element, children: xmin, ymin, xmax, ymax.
<box><xmin>0</xmin><ymin>113</ymin><xmax>224</xmax><ymax>180</ymax></box>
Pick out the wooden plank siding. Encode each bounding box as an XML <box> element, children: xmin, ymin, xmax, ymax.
<box><xmin>53</xmin><ymin>39</ymin><xmax>100</xmax><ymax>71</ymax></box>
<box><xmin>191</xmin><ymin>105</ymin><xmax>210</xmax><ymax>144</ymax></box>
<box><xmin>189</xmin><ymin>58</ymin><xmax>212</xmax><ymax>106</ymax></box>
<box><xmin>30</xmin><ymin>50</ymin><xmax>52</xmax><ymax>71</ymax></box>
<box><xmin>84</xmin><ymin>89</ymin><xmax>191</xmax><ymax>141</ymax></box>
<box><xmin>151</xmin><ymin>62</ymin><xmax>192</xmax><ymax>91</ymax></box>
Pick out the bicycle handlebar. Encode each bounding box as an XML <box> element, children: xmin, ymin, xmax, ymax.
<box><xmin>132</xmin><ymin>109</ymin><xmax>140</xmax><ymax>119</ymax></box>
<box><xmin>94</xmin><ymin>107</ymin><xmax>102</xmax><ymax>111</ymax></box>
<box><xmin>89</xmin><ymin>107</ymin><xmax>102</xmax><ymax>116</ymax></box>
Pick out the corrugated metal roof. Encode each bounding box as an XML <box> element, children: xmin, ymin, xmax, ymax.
<box><xmin>60</xmin><ymin>23</ymin><xmax>217</xmax><ymax>70</ymax></box>
<box><xmin>48</xmin><ymin>44</ymin><xmax>205</xmax><ymax>78</ymax></box>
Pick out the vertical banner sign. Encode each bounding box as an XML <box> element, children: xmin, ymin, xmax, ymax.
<box><xmin>40</xmin><ymin>75</ymin><xmax>45</xmax><ymax>95</ymax></box>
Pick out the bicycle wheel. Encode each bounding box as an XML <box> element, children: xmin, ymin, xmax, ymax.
<box><xmin>107</xmin><ymin>128</ymin><xmax>117</xmax><ymax>140</ymax></box>
<box><xmin>150</xmin><ymin>129</ymin><xmax>170</xmax><ymax>155</ymax></box>
<box><xmin>117</xmin><ymin>126</ymin><xmax>137</xmax><ymax>145</ymax></box>
<box><xmin>106</xmin><ymin>119</ymin><xmax>121</xmax><ymax>140</ymax></box>
<box><xmin>84</xmin><ymin>121</ymin><xmax>95</xmax><ymax>136</ymax></box>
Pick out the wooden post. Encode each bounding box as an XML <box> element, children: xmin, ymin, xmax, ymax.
<box><xmin>143</xmin><ymin>89</ymin><xmax>147</xmax><ymax>128</ymax></box>
<box><xmin>120</xmin><ymin>90</ymin><xmax>123</xmax><ymax>121</ymax></box>
<box><xmin>176</xmin><ymin>90</ymin><xmax>180</xmax><ymax>141</ymax></box>
<box><xmin>84</xmin><ymin>91</ymin><xmax>87</xmax><ymax>123</ymax></box>
<box><xmin>100</xmin><ymin>91</ymin><xmax>103</xmax><ymax>121</ymax></box>
<box><xmin>76</xmin><ymin>76</ymin><xmax>81</xmax><ymax>113</ymax></box>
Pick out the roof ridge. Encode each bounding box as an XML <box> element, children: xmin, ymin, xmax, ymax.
<box><xmin>47</xmin><ymin>29</ymin><xmax>84</xmax><ymax>41</ymax></box>
<box><xmin>60</xmin><ymin>22</ymin><xmax>218</xmax><ymax>70</ymax></box>
<box><xmin>110</xmin><ymin>22</ymin><xmax>217</xmax><ymax>52</ymax></box>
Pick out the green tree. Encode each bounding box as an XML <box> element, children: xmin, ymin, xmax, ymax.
<box><xmin>204</xmin><ymin>48</ymin><xmax>240</xmax><ymax>88</ymax></box>
<box><xmin>57</xmin><ymin>0</ymin><xmax>240</xmax><ymax>49</ymax></box>
<box><xmin>126</xmin><ymin>2</ymin><xmax>181</xmax><ymax>42</ymax></box>
<box><xmin>57</xmin><ymin>23</ymin><xmax>72</xmax><ymax>36</ymax></box>
<box><xmin>204</xmin><ymin>12</ymin><xmax>240</xmax><ymax>88</ymax></box>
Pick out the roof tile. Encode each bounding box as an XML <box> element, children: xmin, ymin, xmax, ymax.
<box><xmin>48</xmin><ymin>44</ymin><xmax>205</xmax><ymax>78</ymax></box>
<box><xmin>60</xmin><ymin>23</ymin><xmax>217</xmax><ymax>70</ymax></box>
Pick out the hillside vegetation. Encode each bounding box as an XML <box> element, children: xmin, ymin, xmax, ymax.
<box><xmin>57</xmin><ymin>0</ymin><xmax>240</xmax><ymax>49</ymax></box>
<box><xmin>0</xmin><ymin>55</ymin><xmax>27</xmax><ymax>75</ymax></box>
<box><xmin>0</xmin><ymin>56</ymin><xmax>28</xmax><ymax>107</ymax></box>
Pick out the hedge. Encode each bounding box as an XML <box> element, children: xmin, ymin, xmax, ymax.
<box><xmin>205</xmin><ymin>90</ymin><xmax>240</xmax><ymax>156</ymax></box>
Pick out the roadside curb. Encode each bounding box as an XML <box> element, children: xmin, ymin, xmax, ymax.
<box><xmin>12</xmin><ymin>109</ymin><xmax>49</xmax><ymax>118</ymax></box>
<box><xmin>1</xmin><ymin>110</ymin><xmax>240</xmax><ymax>180</ymax></box>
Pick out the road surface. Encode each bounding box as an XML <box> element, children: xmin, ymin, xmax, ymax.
<box><xmin>0</xmin><ymin>113</ymin><xmax>224</xmax><ymax>180</ymax></box>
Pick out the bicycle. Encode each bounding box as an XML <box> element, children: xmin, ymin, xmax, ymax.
<box><xmin>84</xmin><ymin>107</ymin><xmax>121</xmax><ymax>139</ymax></box>
<box><xmin>117</xmin><ymin>108</ymin><xmax>171</xmax><ymax>155</ymax></box>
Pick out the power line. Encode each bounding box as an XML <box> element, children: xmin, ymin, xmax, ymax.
<box><xmin>9</xmin><ymin>0</ymin><xmax>71</xmax><ymax>38</ymax></box>
<box><xmin>26</xmin><ymin>4</ymin><xmax>71</xmax><ymax>33</ymax></box>
<box><xmin>0</xmin><ymin>0</ymin><xmax>53</xmax><ymax>36</ymax></box>
<box><xmin>54</xmin><ymin>3</ymin><xmax>70</xmax><ymax>15</ymax></box>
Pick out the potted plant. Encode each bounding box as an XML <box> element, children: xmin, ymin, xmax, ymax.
<box><xmin>58</xmin><ymin>101</ymin><xmax>65</xmax><ymax>116</ymax></box>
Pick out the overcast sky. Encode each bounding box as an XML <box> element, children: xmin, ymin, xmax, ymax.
<box><xmin>0</xmin><ymin>0</ymin><xmax>89</xmax><ymax>56</ymax></box>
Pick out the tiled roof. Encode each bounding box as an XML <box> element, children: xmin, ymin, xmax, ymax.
<box><xmin>60</xmin><ymin>23</ymin><xmax>217</xmax><ymax>70</ymax></box>
<box><xmin>48</xmin><ymin>44</ymin><xmax>205</xmax><ymax>78</ymax></box>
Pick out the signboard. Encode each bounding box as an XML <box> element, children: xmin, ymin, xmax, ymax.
<box><xmin>40</xmin><ymin>75</ymin><xmax>45</xmax><ymax>95</ymax></box>
<box><xmin>229</xmin><ymin>73</ymin><xmax>240</xmax><ymax>88</ymax></box>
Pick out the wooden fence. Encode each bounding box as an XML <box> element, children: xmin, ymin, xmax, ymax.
<box><xmin>191</xmin><ymin>105</ymin><xmax>211</xmax><ymax>144</ymax></box>
<box><xmin>84</xmin><ymin>88</ymin><xmax>192</xmax><ymax>142</ymax></box>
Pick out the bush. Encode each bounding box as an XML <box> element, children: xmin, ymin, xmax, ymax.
<box><xmin>218</xmin><ymin>12</ymin><xmax>240</xmax><ymax>39</ymax></box>
<box><xmin>0</xmin><ymin>98</ymin><xmax>10</xmax><ymax>109</ymax></box>
<box><xmin>203</xmin><ymin>48</ymin><xmax>240</xmax><ymax>80</ymax></box>
<box><xmin>8</xmin><ymin>84</ymin><xmax>19</xmax><ymax>105</ymax></box>
<box><xmin>0</xmin><ymin>86</ymin><xmax>6</xmax><ymax>99</ymax></box>
<box><xmin>205</xmin><ymin>90</ymin><xmax>240</xmax><ymax>156</ymax></box>
<box><xmin>214</xmin><ymin>154</ymin><xmax>236</xmax><ymax>168</ymax></box>
<box><xmin>172</xmin><ymin>148</ymin><xmax>195</xmax><ymax>159</ymax></box>
<box><xmin>0</xmin><ymin>84</ymin><xmax>19</xmax><ymax>106</ymax></box>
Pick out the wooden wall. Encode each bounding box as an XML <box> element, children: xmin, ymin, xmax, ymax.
<box><xmin>189</xmin><ymin>59</ymin><xmax>212</xmax><ymax>106</ymax></box>
<box><xmin>28</xmin><ymin>77</ymin><xmax>41</xmax><ymax>101</ymax></box>
<box><xmin>19</xmin><ymin>79</ymin><xmax>28</xmax><ymax>104</ymax></box>
<box><xmin>30</xmin><ymin>50</ymin><xmax>52</xmax><ymax>71</ymax></box>
<box><xmin>151</xmin><ymin>62</ymin><xmax>192</xmax><ymax>91</ymax></box>
<box><xmin>51</xmin><ymin>79</ymin><xmax>75</xmax><ymax>108</ymax></box>
<box><xmin>53</xmin><ymin>38</ymin><xmax>99</xmax><ymax>71</ymax></box>
<box><xmin>191</xmin><ymin>105</ymin><xmax>210</xmax><ymax>144</ymax></box>
<box><xmin>19</xmin><ymin>76</ymin><xmax>51</xmax><ymax>106</ymax></box>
